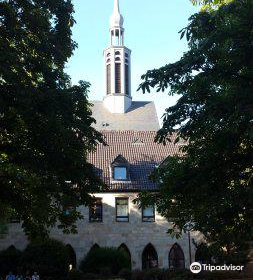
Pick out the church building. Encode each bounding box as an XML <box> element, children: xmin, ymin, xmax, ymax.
<box><xmin>0</xmin><ymin>0</ymin><xmax>199</xmax><ymax>270</ymax></box>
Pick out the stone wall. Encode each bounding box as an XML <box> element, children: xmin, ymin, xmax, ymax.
<box><xmin>0</xmin><ymin>193</ymin><xmax>200</xmax><ymax>270</ymax></box>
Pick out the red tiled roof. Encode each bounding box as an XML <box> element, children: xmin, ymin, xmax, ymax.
<box><xmin>88</xmin><ymin>131</ymin><xmax>181</xmax><ymax>191</ymax></box>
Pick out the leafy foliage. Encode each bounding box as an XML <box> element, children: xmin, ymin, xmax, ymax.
<box><xmin>139</xmin><ymin>0</ymin><xmax>253</xmax><ymax>262</ymax></box>
<box><xmin>0</xmin><ymin>245</ymin><xmax>22</xmax><ymax>275</ymax></box>
<box><xmin>22</xmin><ymin>238</ymin><xmax>70</xmax><ymax>277</ymax></box>
<box><xmin>0</xmin><ymin>0</ymin><xmax>104</xmax><ymax>238</ymax></box>
<box><xmin>191</xmin><ymin>0</ymin><xmax>234</xmax><ymax>9</ymax></box>
<box><xmin>80</xmin><ymin>247</ymin><xmax>131</xmax><ymax>276</ymax></box>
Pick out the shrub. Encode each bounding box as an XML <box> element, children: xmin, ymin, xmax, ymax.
<box><xmin>22</xmin><ymin>238</ymin><xmax>70</xmax><ymax>277</ymax></box>
<box><xmin>67</xmin><ymin>269</ymin><xmax>84</xmax><ymax>280</ymax></box>
<box><xmin>118</xmin><ymin>268</ymin><xmax>131</xmax><ymax>280</ymax></box>
<box><xmin>131</xmin><ymin>270</ymin><xmax>145</xmax><ymax>280</ymax></box>
<box><xmin>0</xmin><ymin>245</ymin><xmax>22</xmax><ymax>275</ymax></box>
<box><xmin>83</xmin><ymin>273</ymin><xmax>98</xmax><ymax>280</ymax></box>
<box><xmin>79</xmin><ymin>247</ymin><xmax>131</xmax><ymax>276</ymax></box>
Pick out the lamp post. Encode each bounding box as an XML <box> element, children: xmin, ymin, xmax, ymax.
<box><xmin>184</xmin><ymin>222</ymin><xmax>194</xmax><ymax>266</ymax></box>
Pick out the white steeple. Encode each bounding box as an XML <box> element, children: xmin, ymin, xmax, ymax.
<box><xmin>110</xmin><ymin>0</ymin><xmax>124</xmax><ymax>28</ymax></box>
<box><xmin>103</xmin><ymin>0</ymin><xmax>132</xmax><ymax>114</ymax></box>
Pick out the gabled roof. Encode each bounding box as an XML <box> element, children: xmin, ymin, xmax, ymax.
<box><xmin>91</xmin><ymin>101</ymin><xmax>160</xmax><ymax>131</ymax></box>
<box><xmin>87</xmin><ymin>131</ymin><xmax>180</xmax><ymax>192</ymax></box>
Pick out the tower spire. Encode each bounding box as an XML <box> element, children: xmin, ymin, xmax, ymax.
<box><xmin>103</xmin><ymin>0</ymin><xmax>132</xmax><ymax>114</ymax></box>
<box><xmin>110</xmin><ymin>0</ymin><xmax>124</xmax><ymax>29</ymax></box>
<box><xmin>114</xmin><ymin>0</ymin><xmax>119</xmax><ymax>13</ymax></box>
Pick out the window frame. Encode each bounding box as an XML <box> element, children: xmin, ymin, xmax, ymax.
<box><xmin>115</xmin><ymin>197</ymin><xmax>129</xmax><ymax>222</ymax></box>
<box><xmin>89</xmin><ymin>198</ymin><xmax>103</xmax><ymax>223</ymax></box>
<box><xmin>142</xmin><ymin>204</ymin><xmax>155</xmax><ymax>222</ymax></box>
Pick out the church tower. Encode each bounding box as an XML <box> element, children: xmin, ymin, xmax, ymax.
<box><xmin>103</xmin><ymin>0</ymin><xmax>132</xmax><ymax>114</ymax></box>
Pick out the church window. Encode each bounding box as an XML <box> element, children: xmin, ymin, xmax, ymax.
<box><xmin>169</xmin><ymin>243</ymin><xmax>185</xmax><ymax>269</ymax></box>
<box><xmin>125</xmin><ymin>53</ymin><xmax>129</xmax><ymax>57</ymax></box>
<box><xmin>116</xmin><ymin>197</ymin><xmax>129</xmax><ymax>222</ymax></box>
<box><xmin>142</xmin><ymin>243</ymin><xmax>158</xmax><ymax>269</ymax></box>
<box><xmin>115</xmin><ymin>51</ymin><xmax>121</xmax><ymax>55</ymax></box>
<box><xmin>125</xmin><ymin>63</ymin><xmax>129</xmax><ymax>95</ymax></box>
<box><xmin>118</xmin><ymin>244</ymin><xmax>132</xmax><ymax>268</ymax></box>
<box><xmin>115</xmin><ymin>57</ymin><xmax>121</xmax><ymax>62</ymax></box>
<box><xmin>115</xmin><ymin>63</ymin><xmax>121</xmax><ymax>93</ymax></box>
<box><xmin>106</xmin><ymin>64</ymin><xmax>111</xmax><ymax>95</ymax></box>
<box><xmin>89</xmin><ymin>198</ymin><xmax>103</xmax><ymax>222</ymax></box>
<box><xmin>142</xmin><ymin>204</ymin><xmax>155</xmax><ymax>222</ymax></box>
<box><xmin>66</xmin><ymin>244</ymin><xmax>77</xmax><ymax>269</ymax></box>
<box><xmin>107</xmin><ymin>53</ymin><xmax>111</xmax><ymax>57</ymax></box>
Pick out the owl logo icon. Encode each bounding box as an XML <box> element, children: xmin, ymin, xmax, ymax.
<box><xmin>190</xmin><ymin>262</ymin><xmax>202</xmax><ymax>274</ymax></box>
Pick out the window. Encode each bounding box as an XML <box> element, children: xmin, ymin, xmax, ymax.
<box><xmin>142</xmin><ymin>243</ymin><xmax>158</xmax><ymax>269</ymax></box>
<box><xmin>64</xmin><ymin>206</ymin><xmax>74</xmax><ymax>216</ymax></box>
<box><xmin>115</xmin><ymin>63</ymin><xmax>121</xmax><ymax>93</ymax></box>
<box><xmin>116</xmin><ymin>198</ymin><xmax>129</xmax><ymax>222</ymax></box>
<box><xmin>125</xmin><ymin>63</ymin><xmax>129</xmax><ymax>95</ymax></box>
<box><xmin>89</xmin><ymin>198</ymin><xmax>103</xmax><ymax>222</ymax></box>
<box><xmin>106</xmin><ymin>64</ymin><xmax>111</xmax><ymax>95</ymax></box>
<box><xmin>142</xmin><ymin>204</ymin><xmax>155</xmax><ymax>222</ymax></box>
<box><xmin>114</xmin><ymin>166</ymin><xmax>127</xmax><ymax>180</ymax></box>
<box><xmin>111</xmin><ymin>155</ymin><xmax>130</xmax><ymax>182</ymax></box>
<box><xmin>169</xmin><ymin>243</ymin><xmax>185</xmax><ymax>269</ymax></box>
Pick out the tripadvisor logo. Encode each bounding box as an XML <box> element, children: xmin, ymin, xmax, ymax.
<box><xmin>190</xmin><ymin>262</ymin><xmax>202</xmax><ymax>274</ymax></box>
<box><xmin>190</xmin><ymin>262</ymin><xmax>244</xmax><ymax>274</ymax></box>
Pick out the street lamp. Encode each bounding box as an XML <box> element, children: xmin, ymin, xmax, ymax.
<box><xmin>183</xmin><ymin>222</ymin><xmax>194</xmax><ymax>266</ymax></box>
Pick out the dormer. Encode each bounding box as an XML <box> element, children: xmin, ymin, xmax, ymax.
<box><xmin>110</xmin><ymin>155</ymin><xmax>131</xmax><ymax>182</ymax></box>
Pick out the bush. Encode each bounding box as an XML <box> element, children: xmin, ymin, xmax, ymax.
<box><xmin>82</xmin><ymin>273</ymin><xmax>98</xmax><ymax>280</ymax></box>
<box><xmin>0</xmin><ymin>245</ymin><xmax>22</xmax><ymax>275</ymax></box>
<box><xmin>118</xmin><ymin>268</ymin><xmax>131</xmax><ymax>280</ymax></box>
<box><xmin>79</xmin><ymin>247</ymin><xmax>131</xmax><ymax>276</ymax></box>
<box><xmin>131</xmin><ymin>270</ymin><xmax>145</xmax><ymax>280</ymax></box>
<box><xmin>67</xmin><ymin>269</ymin><xmax>84</xmax><ymax>280</ymax></box>
<box><xmin>22</xmin><ymin>238</ymin><xmax>70</xmax><ymax>277</ymax></box>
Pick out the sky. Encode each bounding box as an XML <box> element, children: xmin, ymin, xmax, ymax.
<box><xmin>66</xmin><ymin>0</ymin><xmax>199</xmax><ymax>125</ymax></box>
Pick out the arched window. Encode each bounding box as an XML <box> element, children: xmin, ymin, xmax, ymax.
<box><xmin>90</xmin><ymin>243</ymin><xmax>100</xmax><ymax>252</ymax></box>
<box><xmin>169</xmin><ymin>243</ymin><xmax>185</xmax><ymax>269</ymax></box>
<box><xmin>66</xmin><ymin>244</ymin><xmax>77</xmax><ymax>269</ymax></box>
<box><xmin>107</xmin><ymin>53</ymin><xmax>111</xmax><ymax>57</ymax></box>
<box><xmin>115</xmin><ymin>62</ymin><xmax>121</xmax><ymax>93</ymax></box>
<box><xmin>106</xmin><ymin>58</ymin><xmax>111</xmax><ymax>63</ymax></box>
<box><xmin>115</xmin><ymin>51</ymin><xmax>121</xmax><ymax>55</ymax></box>
<box><xmin>125</xmin><ymin>53</ymin><xmax>129</xmax><ymax>58</ymax></box>
<box><xmin>125</xmin><ymin>63</ymin><xmax>129</xmax><ymax>95</ymax></box>
<box><xmin>115</xmin><ymin>57</ymin><xmax>121</xmax><ymax>62</ymax></box>
<box><xmin>106</xmin><ymin>64</ymin><xmax>111</xmax><ymax>95</ymax></box>
<box><xmin>118</xmin><ymin>243</ymin><xmax>131</xmax><ymax>268</ymax></box>
<box><xmin>142</xmin><ymin>243</ymin><xmax>158</xmax><ymax>269</ymax></box>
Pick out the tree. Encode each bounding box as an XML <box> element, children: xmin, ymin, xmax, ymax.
<box><xmin>22</xmin><ymin>239</ymin><xmax>70</xmax><ymax>277</ymax></box>
<box><xmin>139</xmin><ymin>0</ymin><xmax>253</xmax><ymax>262</ymax></box>
<box><xmin>0</xmin><ymin>0</ymin><xmax>104</xmax><ymax>239</ymax></box>
<box><xmin>191</xmin><ymin>0</ymin><xmax>233</xmax><ymax>9</ymax></box>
